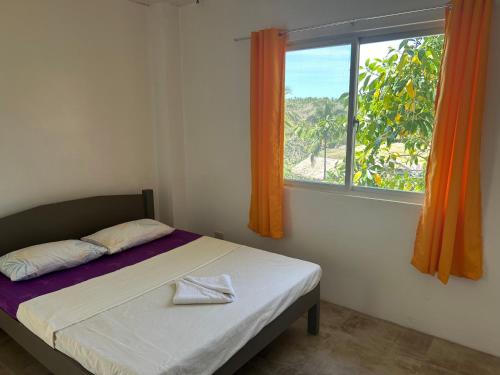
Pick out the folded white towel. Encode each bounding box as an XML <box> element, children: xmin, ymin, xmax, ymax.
<box><xmin>173</xmin><ymin>274</ymin><xmax>236</xmax><ymax>305</ymax></box>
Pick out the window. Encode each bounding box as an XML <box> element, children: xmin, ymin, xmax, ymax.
<box><xmin>284</xmin><ymin>31</ymin><xmax>444</xmax><ymax>193</ymax></box>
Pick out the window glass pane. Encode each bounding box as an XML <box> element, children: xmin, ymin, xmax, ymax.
<box><xmin>354</xmin><ymin>35</ymin><xmax>444</xmax><ymax>192</ymax></box>
<box><xmin>284</xmin><ymin>44</ymin><xmax>351</xmax><ymax>185</ymax></box>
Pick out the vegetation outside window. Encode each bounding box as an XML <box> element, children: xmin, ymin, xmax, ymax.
<box><xmin>284</xmin><ymin>32</ymin><xmax>444</xmax><ymax>193</ymax></box>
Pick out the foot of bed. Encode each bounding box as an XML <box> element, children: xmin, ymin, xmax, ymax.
<box><xmin>307</xmin><ymin>303</ymin><xmax>320</xmax><ymax>335</ymax></box>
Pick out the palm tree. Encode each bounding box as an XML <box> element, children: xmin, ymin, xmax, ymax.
<box><xmin>294</xmin><ymin>98</ymin><xmax>347</xmax><ymax>180</ymax></box>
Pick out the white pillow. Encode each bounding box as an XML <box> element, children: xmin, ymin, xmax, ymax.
<box><xmin>81</xmin><ymin>219</ymin><xmax>174</xmax><ymax>254</ymax></box>
<box><xmin>0</xmin><ymin>240</ymin><xmax>107</xmax><ymax>282</ymax></box>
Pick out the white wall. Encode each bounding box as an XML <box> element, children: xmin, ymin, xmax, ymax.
<box><xmin>148</xmin><ymin>2</ymin><xmax>189</xmax><ymax>228</ymax></box>
<box><xmin>171</xmin><ymin>0</ymin><xmax>500</xmax><ymax>356</ymax></box>
<box><xmin>0</xmin><ymin>0</ymin><xmax>157</xmax><ymax>217</ymax></box>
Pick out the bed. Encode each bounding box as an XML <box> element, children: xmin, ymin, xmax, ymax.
<box><xmin>0</xmin><ymin>190</ymin><xmax>321</xmax><ymax>375</ymax></box>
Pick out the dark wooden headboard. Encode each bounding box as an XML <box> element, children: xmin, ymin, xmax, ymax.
<box><xmin>0</xmin><ymin>190</ymin><xmax>154</xmax><ymax>256</ymax></box>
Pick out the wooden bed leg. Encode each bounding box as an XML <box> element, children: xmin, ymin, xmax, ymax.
<box><xmin>307</xmin><ymin>303</ymin><xmax>320</xmax><ymax>335</ymax></box>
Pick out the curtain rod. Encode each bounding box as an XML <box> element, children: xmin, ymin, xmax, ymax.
<box><xmin>233</xmin><ymin>3</ymin><xmax>451</xmax><ymax>42</ymax></box>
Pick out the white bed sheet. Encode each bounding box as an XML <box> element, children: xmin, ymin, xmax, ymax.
<box><xmin>17</xmin><ymin>237</ymin><xmax>235</xmax><ymax>347</ymax></box>
<box><xmin>54</xmin><ymin>244</ymin><xmax>321</xmax><ymax>375</ymax></box>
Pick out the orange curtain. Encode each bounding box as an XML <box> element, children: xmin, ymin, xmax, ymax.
<box><xmin>248</xmin><ymin>28</ymin><xmax>287</xmax><ymax>239</ymax></box>
<box><xmin>412</xmin><ymin>0</ymin><xmax>492</xmax><ymax>284</ymax></box>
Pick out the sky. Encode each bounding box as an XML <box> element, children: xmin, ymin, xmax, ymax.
<box><xmin>285</xmin><ymin>39</ymin><xmax>402</xmax><ymax>99</ymax></box>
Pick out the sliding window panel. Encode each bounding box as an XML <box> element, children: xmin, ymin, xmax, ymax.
<box><xmin>284</xmin><ymin>44</ymin><xmax>352</xmax><ymax>186</ymax></box>
<box><xmin>353</xmin><ymin>34</ymin><xmax>444</xmax><ymax>192</ymax></box>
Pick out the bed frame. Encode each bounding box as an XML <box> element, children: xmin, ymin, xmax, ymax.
<box><xmin>0</xmin><ymin>190</ymin><xmax>320</xmax><ymax>375</ymax></box>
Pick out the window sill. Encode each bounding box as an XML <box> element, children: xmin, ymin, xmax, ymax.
<box><xmin>284</xmin><ymin>179</ymin><xmax>424</xmax><ymax>206</ymax></box>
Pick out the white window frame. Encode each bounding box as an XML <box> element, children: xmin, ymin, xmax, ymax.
<box><xmin>284</xmin><ymin>21</ymin><xmax>444</xmax><ymax>204</ymax></box>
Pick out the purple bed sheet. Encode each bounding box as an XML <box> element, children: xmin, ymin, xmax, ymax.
<box><xmin>0</xmin><ymin>229</ymin><xmax>201</xmax><ymax>319</ymax></box>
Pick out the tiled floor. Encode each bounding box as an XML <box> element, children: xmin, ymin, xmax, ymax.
<box><xmin>1</xmin><ymin>301</ymin><xmax>500</xmax><ymax>374</ymax></box>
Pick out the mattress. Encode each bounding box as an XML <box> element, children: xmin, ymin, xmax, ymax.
<box><xmin>3</xmin><ymin>232</ymin><xmax>321</xmax><ymax>375</ymax></box>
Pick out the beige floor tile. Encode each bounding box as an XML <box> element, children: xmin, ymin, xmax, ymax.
<box><xmin>425</xmin><ymin>338</ymin><xmax>500</xmax><ymax>375</ymax></box>
<box><xmin>339</xmin><ymin>311</ymin><xmax>402</xmax><ymax>355</ymax></box>
<box><xmin>392</xmin><ymin>328</ymin><xmax>434</xmax><ymax>360</ymax></box>
<box><xmin>451</xmin><ymin>341</ymin><xmax>500</xmax><ymax>375</ymax></box>
<box><xmin>426</xmin><ymin>338</ymin><xmax>464</xmax><ymax>371</ymax></box>
<box><xmin>417</xmin><ymin>363</ymin><xmax>458</xmax><ymax>375</ymax></box>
